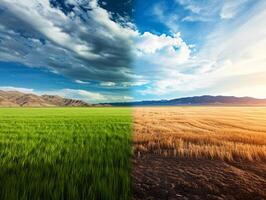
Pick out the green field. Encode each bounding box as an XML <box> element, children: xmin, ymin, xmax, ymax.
<box><xmin>0</xmin><ymin>108</ymin><xmax>132</xmax><ymax>200</ymax></box>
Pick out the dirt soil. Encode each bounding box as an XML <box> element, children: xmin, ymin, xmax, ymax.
<box><xmin>133</xmin><ymin>153</ymin><xmax>266</xmax><ymax>200</ymax></box>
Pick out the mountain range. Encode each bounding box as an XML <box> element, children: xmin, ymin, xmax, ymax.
<box><xmin>1</xmin><ymin>90</ymin><xmax>266</xmax><ymax>107</ymax></box>
<box><xmin>0</xmin><ymin>90</ymin><xmax>90</xmax><ymax>107</ymax></box>
<box><xmin>105</xmin><ymin>95</ymin><xmax>266</xmax><ymax>106</ymax></box>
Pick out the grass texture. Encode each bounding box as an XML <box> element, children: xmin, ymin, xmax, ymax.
<box><xmin>0</xmin><ymin>107</ymin><xmax>132</xmax><ymax>200</ymax></box>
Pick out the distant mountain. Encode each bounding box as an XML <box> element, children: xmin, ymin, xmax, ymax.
<box><xmin>105</xmin><ymin>95</ymin><xmax>266</xmax><ymax>106</ymax></box>
<box><xmin>0</xmin><ymin>90</ymin><xmax>91</xmax><ymax>107</ymax></box>
<box><xmin>42</xmin><ymin>95</ymin><xmax>90</xmax><ymax>107</ymax></box>
<box><xmin>2</xmin><ymin>91</ymin><xmax>266</xmax><ymax>107</ymax></box>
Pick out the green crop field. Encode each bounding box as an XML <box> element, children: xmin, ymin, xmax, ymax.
<box><xmin>0</xmin><ymin>107</ymin><xmax>132</xmax><ymax>200</ymax></box>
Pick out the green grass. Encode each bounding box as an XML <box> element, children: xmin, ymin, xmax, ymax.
<box><xmin>0</xmin><ymin>107</ymin><xmax>132</xmax><ymax>200</ymax></box>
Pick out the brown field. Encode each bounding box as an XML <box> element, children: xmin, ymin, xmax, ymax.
<box><xmin>133</xmin><ymin>107</ymin><xmax>266</xmax><ymax>200</ymax></box>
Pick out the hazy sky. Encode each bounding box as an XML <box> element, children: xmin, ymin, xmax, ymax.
<box><xmin>0</xmin><ymin>0</ymin><xmax>265</xmax><ymax>102</ymax></box>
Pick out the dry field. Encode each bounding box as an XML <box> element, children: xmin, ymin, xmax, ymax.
<box><xmin>134</xmin><ymin>107</ymin><xmax>266</xmax><ymax>161</ymax></box>
<box><xmin>133</xmin><ymin>107</ymin><xmax>266</xmax><ymax>200</ymax></box>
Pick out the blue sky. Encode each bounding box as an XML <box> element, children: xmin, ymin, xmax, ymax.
<box><xmin>0</xmin><ymin>0</ymin><xmax>266</xmax><ymax>103</ymax></box>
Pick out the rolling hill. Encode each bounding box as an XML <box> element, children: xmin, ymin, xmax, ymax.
<box><xmin>0</xmin><ymin>90</ymin><xmax>90</xmax><ymax>107</ymax></box>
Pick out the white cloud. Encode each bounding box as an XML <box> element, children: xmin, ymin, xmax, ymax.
<box><xmin>42</xmin><ymin>88</ymin><xmax>133</xmax><ymax>103</ymax></box>
<box><xmin>1</xmin><ymin>0</ymin><xmax>99</xmax><ymax>59</ymax></box>
<box><xmin>121</xmin><ymin>80</ymin><xmax>148</xmax><ymax>87</ymax></box>
<box><xmin>0</xmin><ymin>86</ymin><xmax>35</xmax><ymax>93</ymax></box>
<box><xmin>136</xmin><ymin>32</ymin><xmax>183</xmax><ymax>54</ymax></box>
<box><xmin>132</xmin><ymin>31</ymin><xmax>193</xmax><ymax>96</ymax></box>
<box><xmin>52</xmin><ymin>89</ymin><xmax>106</xmax><ymax>102</ymax></box>
<box><xmin>0</xmin><ymin>0</ymin><xmax>136</xmax><ymax>85</ymax></box>
<box><xmin>135</xmin><ymin>32</ymin><xmax>191</xmax><ymax>67</ymax></box>
<box><xmin>134</xmin><ymin>1</ymin><xmax>266</xmax><ymax>98</ymax></box>
<box><xmin>1</xmin><ymin>0</ymin><xmax>265</xmax><ymax>100</ymax></box>
<box><xmin>75</xmin><ymin>80</ymin><xmax>90</xmax><ymax>84</ymax></box>
<box><xmin>100</xmin><ymin>82</ymin><xmax>116</xmax><ymax>87</ymax></box>
<box><xmin>199</xmin><ymin>2</ymin><xmax>266</xmax><ymax>78</ymax></box>
<box><xmin>175</xmin><ymin>0</ymin><xmax>250</xmax><ymax>22</ymax></box>
<box><xmin>175</xmin><ymin>0</ymin><xmax>222</xmax><ymax>22</ymax></box>
<box><xmin>220</xmin><ymin>0</ymin><xmax>247</xmax><ymax>19</ymax></box>
<box><xmin>140</xmin><ymin>70</ymin><xmax>214</xmax><ymax>96</ymax></box>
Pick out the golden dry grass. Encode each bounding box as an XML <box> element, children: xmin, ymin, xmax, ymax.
<box><xmin>134</xmin><ymin>107</ymin><xmax>266</xmax><ymax>161</ymax></box>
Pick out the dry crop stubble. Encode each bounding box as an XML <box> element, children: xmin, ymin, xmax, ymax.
<box><xmin>133</xmin><ymin>107</ymin><xmax>266</xmax><ymax>161</ymax></box>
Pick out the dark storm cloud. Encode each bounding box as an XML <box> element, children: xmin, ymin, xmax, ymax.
<box><xmin>0</xmin><ymin>0</ymin><xmax>136</xmax><ymax>84</ymax></box>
